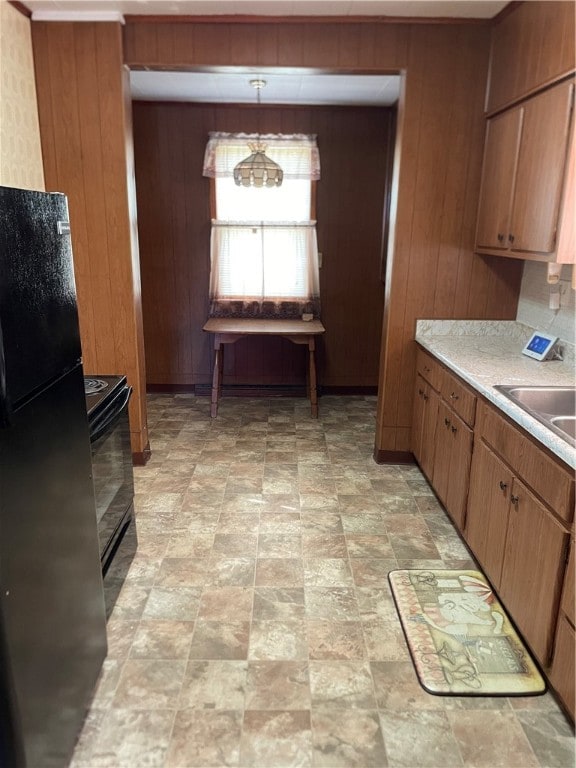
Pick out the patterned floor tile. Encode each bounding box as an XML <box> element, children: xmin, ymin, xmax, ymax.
<box><xmin>68</xmin><ymin>394</ymin><xmax>572</xmax><ymax>768</ymax></box>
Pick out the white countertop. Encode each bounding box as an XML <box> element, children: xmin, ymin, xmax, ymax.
<box><xmin>415</xmin><ymin>320</ymin><xmax>576</xmax><ymax>469</ymax></box>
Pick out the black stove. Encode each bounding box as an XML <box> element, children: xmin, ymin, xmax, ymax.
<box><xmin>84</xmin><ymin>374</ymin><xmax>126</xmax><ymax>419</ymax></box>
<box><xmin>84</xmin><ymin>377</ymin><xmax>109</xmax><ymax>395</ymax></box>
<box><xmin>83</xmin><ymin>373</ymin><xmax>136</xmax><ymax>618</ymax></box>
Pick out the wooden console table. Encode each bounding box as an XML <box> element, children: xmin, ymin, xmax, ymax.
<box><xmin>203</xmin><ymin>318</ymin><xmax>326</xmax><ymax>418</ymax></box>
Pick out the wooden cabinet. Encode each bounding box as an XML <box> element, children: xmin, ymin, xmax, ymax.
<box><xmin>466</xmin><ymin>401</ymin><xmax>572</xmax><ymax>667</ymax></box>
<box><xmin>476</xmin><ymin>79</ymin><xmax>575</xmax><ymax>262</ymax></box>
<box><xmin>411</xmin><ymin>348</ymin><xmax>476</xmax><ymax>532</ymax></box>
<box><xmin>476</xmin><ymin>108</ymin><xmax>522</xmax><ymax>251</ymax></box>
<box><xmin>412</xmin><ymin>347</ymin><xmax>575</xmax><ymax>718</ymax></box>
<box><xmin>466</xmin><ymin>439</ymin><xmax>513</xmax><ymax>591</ymax></box>
<box><xmin>499</xmin><ymin>477</ymin><xmax>568</xmax><ymax>663</ymax></box>
<box><xmin>486</xmin><ymin>1</ymin><xmax>575</xmax><ymax>115</ymax></box>
<box><xmin>550</xmin><ymin>540</ymin><xmax>575</xmax><ymax>719</ymax></box>
<box><xmin>433</xmin><ymin>401</ymin><xmax>473</xmax><ymax>532</ymax></box>
<box><xmin>412</xmin><ymin>374</ymin><xmax>438</xmax><ymax>481</ymax></box>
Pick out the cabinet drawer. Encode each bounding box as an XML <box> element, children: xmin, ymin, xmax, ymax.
<box><xmin>561</xmin><ymin>541</ymin><xmax>575</xmax><ymax>627</ymax></box>
<box><xmin>416</xmin><ymin>348</ymin><xmax>442</xmax><ymax>391</ymax></box>
<box><xmin>439</xmin><ymin>369</ymin><xmax>477</xmax><ymax>427</ymax></box>
<box><xmin>476</xmin><ymin>401</ymin><xmax>574</xmax><ymax>522</ymax></box>
<box><xmin>550</xmin><ymin>616</ymin><xmax>575</xmax><ymax>721</ymax></box>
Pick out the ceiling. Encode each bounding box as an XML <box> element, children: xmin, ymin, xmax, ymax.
<box><xmin>130</xmin><ymin>71</ymin><xmax>402</xmax><ymax>106</ymax></box>
<box><xmin>25</xmin><ymin>1</ymin><xmax>508</xmax><ymax>106</ymax></box>
<box><xmin>26</xmin><ymin>1</ymin><xmax>509</xmax><ymax>21</ymax></box>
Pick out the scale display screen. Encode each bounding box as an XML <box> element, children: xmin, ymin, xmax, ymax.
<box><xmin>521</xmin><ymin>331</ymin><xmax>559</xmax><ymax>361</ymax></box>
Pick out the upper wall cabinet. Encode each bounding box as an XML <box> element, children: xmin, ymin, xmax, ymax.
<box><xmin>486</xmin><ymin>1</ymin><xmax>575</xmax><ymax>114</ymax></box>
<box><xmin>475</xmin><ymin>79</ymin><xmax>575</xmax><ymax>263</ymax></box>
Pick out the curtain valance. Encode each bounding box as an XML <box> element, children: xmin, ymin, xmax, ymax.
<box><xmin>203</xmin><ymin>132</ymin><xmax>321</xmax><ymax>180</ymax></box>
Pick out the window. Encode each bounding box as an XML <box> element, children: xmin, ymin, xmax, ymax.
<box><xmin>203</xmin><ymin>133</ymin><xmax>321</xmax><ymax>319</ymax></box>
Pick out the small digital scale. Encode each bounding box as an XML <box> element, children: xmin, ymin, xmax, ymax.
<box><xmin>521</xmin><ymin>330</ymin><xmax>560</xmax><ymax>361</ymax></box>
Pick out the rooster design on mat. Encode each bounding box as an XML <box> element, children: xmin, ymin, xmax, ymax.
<box><xmin>413</xmin><ymin>573</ymin><xmax>504</xmax><ymax>640</ymax></box>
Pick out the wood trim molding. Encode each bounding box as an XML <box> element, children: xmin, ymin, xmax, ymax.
<box><xmin>373</xmin><ymin>448</ymin><xmax>415</xmax><ymax>465</ymax></box>
<box><xmin>146</xmin><ymin>384</ymin><xmax>379</xmax><ymax>396</ymax></box>
<box><xmin>485</xmin><ymin>70</ymin><xmax>576</xmax><ymax>118</ymax></box>
<box><xmin>132</xmin><ymin>442</ymin><xmax>151</xmax><ymax>466</ymax></box>
<box><xmin>124</xmin><ymin>14</ymin><xmax>490</xmax><ymax>26</ymax></box>
<box><xmin>7</xmin><ymin>1</ymin><xmax>32</xmax><ymax>17</ymax></box>
<box><xmin>322</xmin><ymin>386</ymin><xmax>378</xmax><ymax>395</ymax></box>
<box><xmin>490</xmin><ymin>1</ymin><xmax>523</xmax><ymax>25</ymax></box>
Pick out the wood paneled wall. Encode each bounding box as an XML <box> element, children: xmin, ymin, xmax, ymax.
<box><xmin>125</xmin><ymin>19</ymin><xmax>523</xmax><ymax>457</ymax></box>
<box><xmin>133</xmin><ymin>102</ymin><xmax>392</xmax><ymax>389</ymax></box>
<box><xmin>32</xmin><ymin>22</ymin><xmax>149</xmax><ymax>459</ymax></box>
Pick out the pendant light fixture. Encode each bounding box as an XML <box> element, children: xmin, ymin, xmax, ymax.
<box><xmin>233</xmin><ymin>79</ymin><xmax>284</xmax><ymax>188</ymax></box>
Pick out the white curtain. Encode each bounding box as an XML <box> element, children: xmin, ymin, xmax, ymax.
<box><xmin>209</xmin><ymin>221</ymin><xmax>320</xmax><ymax>301</ymax></box>
<box><xmin>204</xmin><ymin>133</ymin><xmax>321</xmax><ymax>319</ymax></box>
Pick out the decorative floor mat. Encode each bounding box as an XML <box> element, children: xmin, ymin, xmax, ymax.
<box><xmin>388</xmin><ymin>569</ymin><xmax>546</xmax><ymax>696</ymax></box>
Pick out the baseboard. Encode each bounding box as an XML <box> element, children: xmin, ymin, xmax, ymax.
<box><xmin>320</xmin><ymin>386</ymin><xmax>378</xmax><ymax>396</ymax></box>
<box><xmin>373</xmin><ymin>448</ymin><xmax>415</xmax><ymax>465</ymax></box>
<box><xmin>146</xmin><ymin>383</ymin><xmax>196</xmax><ymax>393</ymax></box>
<box><xmin>145</xmin><ymin>383</ymin><xmax>377</xmax><ymax>397</ymax></box>
<box><xmin>194</xmin><ymin>383</ymin><xmax>307</xmax><ymax>398</ymax></box>
<box><xmin>132</xmin><ymin>441</ymin><xmax>151</xmax><ymax>466</ymax></box>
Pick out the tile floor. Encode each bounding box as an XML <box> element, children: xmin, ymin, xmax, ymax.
<box><xmin>71</xmin><ymin>394</ymin><xmax>575</xmax><ymax>768</ymax></box>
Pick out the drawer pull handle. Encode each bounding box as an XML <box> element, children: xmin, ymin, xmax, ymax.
<box><xmin>444</xmin><ymin>418</ymin><xmax>451</xmax><ymax>427</ymax></box>
<box><xmin>450</xmin><ymin>392</ymin><xmax>459</xmax><ymax>400</ymax></box>
<box><xmin>499</xmin><ymin>481</ymin><xmax>507</xmax><ymax>491</ymax></box>
<box><xmin>497</xmin><ymin>233</ymin><xmax>504</xmax><ymax>242</ymax></box>
<box><xmin>423</xmin><ymin>394</ymin><xmax>428</xmax><ymax>401</ymax></box>
<box><xmin>511</xmin><ymin>494</ymin><xmax>519</xmax><ymax>507</ymax></box>
<box><xmin>424</xmin><ymin>366</ymin><xmax>430</xmax><ymax>373</ymax></box>
<box><xmin>508</xmin><ymin>234</ymin><xmax>515</xmax><ymax>244</ymax></box>
<box><xmin>451</xmin><ymin>425</ymin><xmax>457</xmax><ymax>434</ymax></box>
<box><xmin>418</xmin><ymin>388</ymin><xmax>424</xmax><ymax>396</ymax></box>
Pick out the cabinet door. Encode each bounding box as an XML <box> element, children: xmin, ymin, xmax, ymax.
<box><xmin>560</xmin><ymin>540</ymin><xmax>575</xmax><ymax>626</ymax></box>
<box><xmin>420</xmin><ymin>386</ymin><xmax>439</xmax><ymax>481</ymax></box>
<box><xmin>465</xmin><ymin>440</ymin><xmax>513</xmax><ymax>590</ymax></box>
<box><xmin>432</xmin><ymin>399</ymin><xmax>452</xmax><ymax>505</ymax></box>
<box><xmin>411</xmin><ymin>373</ymin><xmax>426</xmax><ymax>464</ymax></box>
<box><xmin>499</xmin><ymin>477</ymin><xmax>569</xmax><ymax>664</ymax></box>
<box><xmin>476</xmin><ymin>108</ymin><xmax>523</xmax><ymax>250</ymax></box>
<box><xmin>412</xmin><ymin>376</ymin><xmax>438</xmax><ymax>479</ymax></box>
<box><xmin>444</xmin><ymin>411</ymin><xmax>473</xmax><ymax>532</ymax></box>
<box><xmin>509</xmin><ymin>80</ymin><xmax>574</xmax><ymax>255</ymax></box>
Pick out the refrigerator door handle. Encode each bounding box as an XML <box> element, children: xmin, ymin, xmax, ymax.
<box><xmin>0</xmin><ymin>318</ymin><xmax>11</xmax><ymax>428</ymax></box>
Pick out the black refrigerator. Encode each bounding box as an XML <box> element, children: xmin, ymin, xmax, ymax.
<box><xmin>0</xmin><ymin>186</ymin><xmax>107</xmax><ymax>767</ymax></box>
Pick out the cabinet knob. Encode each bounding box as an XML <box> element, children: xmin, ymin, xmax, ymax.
<box><xmin>499</xmin><ymin>481</ymin><xmax>507</xmax><ymax>491</ymax></box>
<box><xmin>444</xmin><ymin>417</ymin><xmax>451</xmax><ymax>427</ymax></box>
<box><xmin>423</xmin><ymin>394</ymin><xmax>428</xmax><ymax>401</ymax></box>
<box><xmin>508</xmin><ymin>234</ymin><xmax>515</xmax><ymax>244</ymax></box>
<box><xmin>424</xmin><ymin>366</ymin><xmax>430</xmax><ymax>373</ymax></box>
<box><xmin>450</xmin><ymin>392</ymin><xmax>459</xmax><ymax>400</ymax></box>
<box><xmin>511</xmin><ymin>494</ymin><xmax>519</xmax><ymax>507</ymax></box>
<box><xmin>451</xmin><ymin>425</ymin><xmax>457</xmax><ymax>434</ymax></box>
<box><xmin>497</xmin><ymin>233</ymin><xmax>504</xmax><ymax>243</ymax></box>
<box><xmin>418</xmin><ymin>388</ymin><xmax>424</xmax><ymax>396</ymax></box>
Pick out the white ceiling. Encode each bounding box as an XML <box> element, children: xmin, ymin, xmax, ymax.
<box><xmin>26</xmin><ymin>1</ymin><xmax>509</xmax><ymax>21</ymax></box>
<box><xmin>130</xmin><ymin>71</ymin><xmax>402</xmax><ymax>106</ymax></box>
<box><xmin>25</xmin><ymin>0</ymin><xmax>507</xmax><ymax>106</ymax></box>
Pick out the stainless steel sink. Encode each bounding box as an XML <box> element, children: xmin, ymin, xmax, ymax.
<box><xmin>494</xmin><ymin>385</ymin><xmax>576</xmax><ymax>447</ymax></box>
<box><xmin>550</xmin><ymin>416</ymin><xmax>576</xmax><ymax>440</ymax></box>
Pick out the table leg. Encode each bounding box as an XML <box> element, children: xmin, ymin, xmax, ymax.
<box><xmin>211</xmin><ymin>339</ymin><xmax>223</xmax><ymax>418</ymax></box>
<box><xmin>308</xmin><ymin>336</ymin><xmax>318</xmax><ymax>418</ymax></box>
